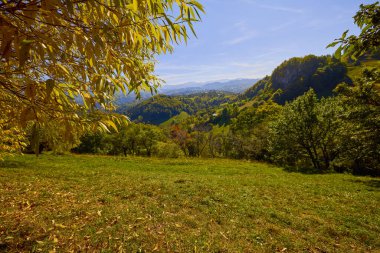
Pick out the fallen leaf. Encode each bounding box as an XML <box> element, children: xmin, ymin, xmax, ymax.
<box><xmin>219</xmin><ymin>232</ymin><xmax>228</xmax><ymax>240</ymax></box>
<box><xmin>55</xmin><ymin>223</ymin><xmax>67</xmax><ymax>229</ymax></box>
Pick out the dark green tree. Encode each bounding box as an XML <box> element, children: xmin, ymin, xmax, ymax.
<box><xmin>334</xmin><ymin>70</ymin><xmax>380</xmax><ymax>175</ymax></box>
<box><xmin>270</xmin><ymin>89</ymin><xmax>344</xmax><ymax>171</ymax></box>
<box><xmin>329</xmin><ymin>1</ymin><xmax>380</xmax><ymax>175</ymax></box>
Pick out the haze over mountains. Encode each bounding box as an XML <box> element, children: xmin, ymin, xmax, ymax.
<box><xmin>159</xmin><ymin>78</ymin><xmax>259</xmax><ymax>95</ymax></box>
<box><xmin>115</xmin><ymin>78</ymin><xmax>259</xmax><ymax>104</ymax></box>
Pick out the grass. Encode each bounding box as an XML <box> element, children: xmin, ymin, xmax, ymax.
<box><xmin>347</xmin><ymin>60</ymin><xmax>380</xmax><ymax>80</ymax></box>
<box><xmin>160</xmin><ymin>112</ymin><xmax>190</xmax><ymax>128</ymax></box>
<box><xmin>0</xmin><ymin>154</ymin><xmax>379</xmax><ymax>252</ymax></box>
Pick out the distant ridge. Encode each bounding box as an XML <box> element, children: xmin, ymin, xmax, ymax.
<box><xmin>159</xmin><ymin>78</ymin><xmax>259</xmax><ymax>95</ymax></box>
<box><xmin>115</xmin><ymin>78</ymin><xmax>259</xmax><ymax>105</ymax></box>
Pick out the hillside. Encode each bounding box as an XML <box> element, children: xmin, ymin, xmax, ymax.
<box><xmin>119</xmin><ymin>54</ymin><xmax>379</xmax><ymax>126</ymax></box>
<box><xmin>346</xmin><ymin>59</ymin><xmax>380</xmax><ymax>80</ymax></box>
<box><xmin>160</xmin><ymin>111</ymin><xmax>190</xmax><ymax>128</ymax></box>
<box><xmin>118</xmin><ymin>95</ymin><xmax>188</xmax><ymax>125</ymax></box>
<box><xmin>118</xmin><ymin>91</ymin><xmax>236</xmax><ymax>125</ymax></box>
<box><xmin>242</xmin><ymin>55</ymin><xmax>352</xmax><ymax>104</ymax></box>
<box><xmin>120</xmin><ymin>54</ymin><xmax>361</xmax><ymax>126</ymax></box>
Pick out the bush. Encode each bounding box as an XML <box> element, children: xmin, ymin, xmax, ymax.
<box><xmin>153</xmin><ymin>142</ymin><xmax>184</xmax><ymax>158</ymax></box>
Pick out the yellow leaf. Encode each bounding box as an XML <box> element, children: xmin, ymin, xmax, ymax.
<box><xmin>55</xmin><ymin>223</ymin><xmax>67</xmax><ymax>229</ymax></box>
<box><xmin>106</xmin><ymin>120</ymin><xmax>118</xmax><ymax>132</ymax></box>
<box><xmin>88</xmin><ymin>57</ymin><xmax>94</xmax><ymax>67</ymax></box>
<box><xmin>132</xmin><ymin>0</ymin><xmax>138</xmax><ymax>11</ymax></box>
<box><xmin>56</xmin><ymin>63</ymin><xmax>70</xmax><ymax>75</ymax></box>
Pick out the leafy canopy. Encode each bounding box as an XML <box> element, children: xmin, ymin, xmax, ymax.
<box><xmin>0</xmin><ymin>0</ymin><xmax>203</xmax><ymax>154</ymax></box>
<box><xmin>328</xmin><ymin>2</ymin><xmax>380</xmax><ymax>59</ymax></box>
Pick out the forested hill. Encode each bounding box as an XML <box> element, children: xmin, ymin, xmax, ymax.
<box><xmin>242</xmin><ymin>55</ymin><xmax>352</xmax><ymax>104</ymax></box>
<box><xmin>118</xmin><ymin>53</ymin><xmax>380</xmax><ymax>125</ymax></box>
<box><xmin>117</xmin><ymin>55</ymin><xmax>350</xmax><ymax>125</ymax></box>
<box><xmin>117</xmin><ymin>91</ymin><xmax>236</xmax><ymax>125</ymax></box>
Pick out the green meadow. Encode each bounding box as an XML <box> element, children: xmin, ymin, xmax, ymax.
<box><xmin>0</xmin><ymin>155</ymin><xmax>379</xmax><ymax>252</ymax></box>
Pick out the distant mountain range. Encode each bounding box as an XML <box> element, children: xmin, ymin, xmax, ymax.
<box><xmin>115</xmin><ymin>78</ymin><xmax>259</xmax><ymax>105</ymax></box>
<box><xmin>159</xmin><ymin>78</ymin><xmax>259</xmax><ymax>95</ymax></box>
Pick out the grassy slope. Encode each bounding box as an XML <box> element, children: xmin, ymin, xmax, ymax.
<box><xmin>0</xmin><ymin>155</ymin><xmax>379</xmax><ymax>252</ymax></box>
<box><xmin>160</xmin><ymin>111</ymin><xmax>190</xmax><ymax>128</ymax></box>
<box><xmin>347</xmin><ymin>60</ymin><xmax>380</xmax><ymax>80</ymax></box>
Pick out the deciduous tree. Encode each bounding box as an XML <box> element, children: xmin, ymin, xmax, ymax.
<box><xmin>0</xmin><ymin>0</ymin><xmax>203</xmax><ymax>155</ymax></box>
<box><xmin>328</xmin><ymin>2</ymin><xmax>379</xmax><ymax>60</ymax></box>
<box><xmin>270</xmin><ymin>89</ymin><xmax>344</xmax><ymax>171</ymax></box>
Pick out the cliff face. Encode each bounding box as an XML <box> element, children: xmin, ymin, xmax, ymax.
<box><xmin>271</xmin><ymin>55</ymin><xmax>325</xmax><ymax>90</ymax></box>
<box><xmin>243</xmin><ymin>55</ymin><xmax>351</xmax><ymax>104</ymax></box>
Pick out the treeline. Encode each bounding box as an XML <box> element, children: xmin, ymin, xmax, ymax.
<box><xmin>24</xmin><ymin>51</ymin><xmax>379</xmax><ymax>176</ymax></box>
<box><xmin>72</xmin><ymin>69</ymin><xmax>379</xmax><ymax>175</ymax></box>
<box><xmin>67</xmin><ymin>51</ymin><xmax>380</xmax><ymax>176</ymax></box>
<box><xmin>72</xmin><ymin>123</ymin><xmax>182</xmax><ymax>158</ymax></box>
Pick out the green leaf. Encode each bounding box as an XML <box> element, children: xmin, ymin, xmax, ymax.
<box><xmin>326</xmin><ymin>41</ymin><xmax>339</xmax><ymax>48</ymax></box>
<box><xmin>341</xmin><ymin>30</ymin><xmax>349</xmax><ymax>39</ymax></box>
<box><xmin>334</xmin><ymin>46</ymin><xmax>342</xmax><ymax>59</ymax></box>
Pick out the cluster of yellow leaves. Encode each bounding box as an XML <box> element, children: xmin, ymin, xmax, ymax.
<box><xmin>0</xmin><ymin>0</ymin><xmax>203</xmax><ymax>146</ymax></box>
<box><xmin>0</xmin><ymin>119</ymin><xmax>28</xmax><ymax>159</ymax></box>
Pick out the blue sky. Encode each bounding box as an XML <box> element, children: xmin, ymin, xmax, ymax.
<box><xmin>155</xmin><ymin>0</ymin><xmax>374</xmax><ymax>86</ymax></box>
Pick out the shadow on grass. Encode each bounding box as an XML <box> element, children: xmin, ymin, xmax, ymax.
<box><xmin>0</xmin><ymin>242</ymin><xmax>8</xmax><ymax>251</ymax></box>
<box><xmin>348</xmin><ymin>179</ymin><xmax>380</xmax><ymax>190</ymax></box>
<box><xmin>0</xmin><ymin>160</ymin><xmax>27</xmax><ymax>169</ymax></box>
